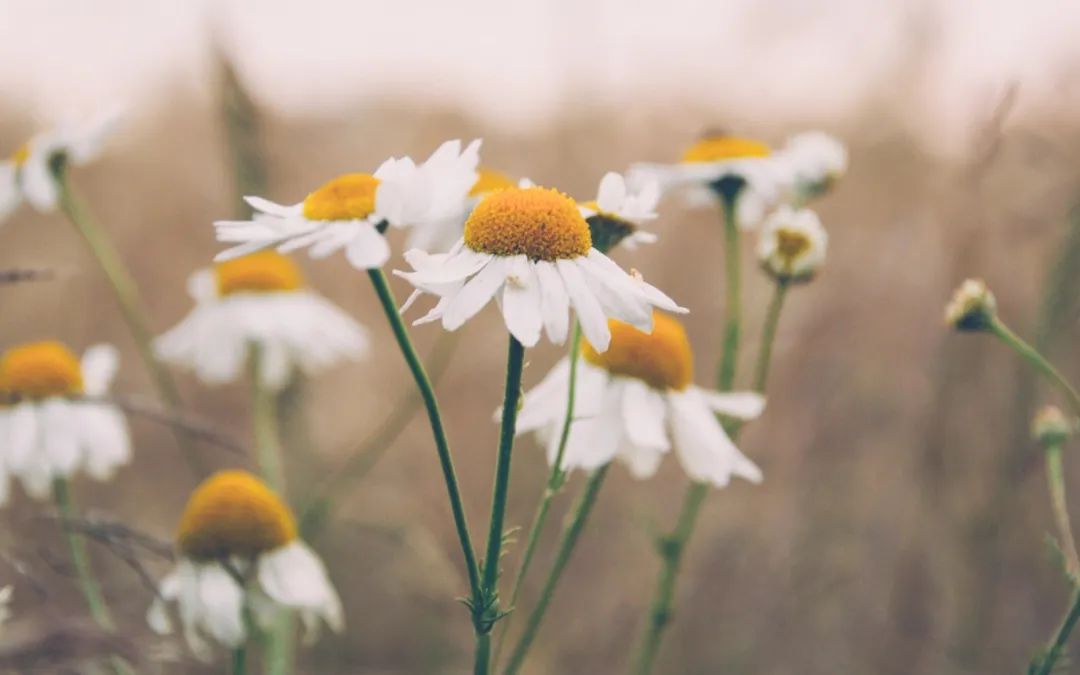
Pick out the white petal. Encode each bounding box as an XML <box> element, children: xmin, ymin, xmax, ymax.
<box><xmin>440</xmin><ymin>257</ymin><xmax>509</xmax><ymax>331</ymax></box>
<box><xmin>500</xmin><ymin>257</ymin><xmax>543</xmax><ymax>347</ymax></box>
<box><xmin>668</xmin><ymin>390</ymin><xmax>762</xmax><ymax>486</ymax></box>
<box><xmin>19</xmin><ymin>154</ymin><xmax>58</xmax><ymax>211</ymax></box>
<box><xmin>343</xmin><ymin>223</ymin><xmax>391</xmax><ymax>270</ymax></box>
<box><xmin>596</xmin><ymin>172</ymin><xmax>627</xmax><ymax>213</ymax></box>
<box><xmin>196</xmin><ymin>564</ymin><xmax>247</xmax><ymax>648</ymax></box>
<box><xmin>244</xmin><ymin>196</ymin><xmax>302</xmax><ymax>217</ymax></box>
<box><xmin>698</xmin><ymin>390</ymin><xmax>766</xmax><ymax>420</ymax></box>
<box><xmin>0</xmin><ymin>163</ymin><xmax>21</xmax><ymax>224</ymax></box>
<box><xmin>80</xmin><ymin>344</ymin><xmax>119</xmax><ymax>397</ymax></box>
<box><xmin>534</xmin><ymin>261</ymin><xmax>570</xmax><ymax>344</ymax></box>
<box><xmin>556</xmin><ymin>259</ymin><xmax>609</xmax><ymax>352</ymax></box>
<box><xmin>258</xmin><ymin>543</ymin><xmax>344</xmax><ymax>635</ymax></box>
<box><xmin>621</xmin><ymin>379</ymin><xmax>670</xmax><ymax>451</ymax></box>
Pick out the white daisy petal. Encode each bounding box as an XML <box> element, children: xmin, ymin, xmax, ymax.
<box><xmin>699</xmin><ymin>390</ymin><xmax>766</xmax><ymax>420</ymax></box>
<box><xmin>555</xmin><ymin>259</ymin><xmax>609</xmax><ymax>352</ymax></box>
<box><xmin>441</xmin><ymin>257</ymin><xmax>509</xmax><ymax>331</ymax></box>
<box><xmin>500</xmin><ymin>256</ymin><xmax>543</xmax><ymax>347</ymax></box>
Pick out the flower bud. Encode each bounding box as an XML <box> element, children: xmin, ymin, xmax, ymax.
<box><xmin>756</xmin><ymin>206</ymin><xmax>827</xmax><ymax>283</ymax></box>
<box><xmin>944</xmin><ymin>279</ymin><xmax>997</xmax><ymax>331</ymax></box>
<box><xmin>1033</xmin><ymin>405</ymin><xmax>1073</xmax><ymax>447</ymax></box>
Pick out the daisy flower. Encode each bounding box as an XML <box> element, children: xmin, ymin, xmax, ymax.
<box><xmin>0</xmin><ymin>341</ymin><xmax>131</xmax><ymax>501</ymax></box>
<box><xmin>756</xmin><ymin>205</ymin><xmax>828</xmax><ymax>283</ymax></box>
<box><xmin>0</xmin><ymin>110</ymin><xmax>122</xmax><ymax>224</ymax></box>
<box><xmin>213</xmin><ymin>139</ymin><xmax>481</xmax><ymax>269</ymax></box>
<box><xmin>154</xmin><ymin>251</ymin><xmax>368</xmax><ymax>390</ymax></box>
<box><xmin>148</xmin><ymin>470</ymin><xmax>342</xmax><ymax>658</ymax></box>
<box><xmin>578</xmin><ymin>172</ymin><xmax>660</xmax><ymax>251</ymax></box>
<box><xmin>774</xmin><ymin>131</ymin><xmax>847</xmax><ymax>202</ymax></box>
<box><xmin>515</xmin><ymin>312</ymin><xmax>763</xmax><ymax>486</ymax></box>
<box><xmin>395</xmin><ymin>186</ymin><xmax>687</xmax><ymax>352</ymax></box>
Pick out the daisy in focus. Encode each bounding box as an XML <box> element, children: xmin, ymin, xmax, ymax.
<box><xmin>756</xmin><ymin>206</ymin><xmax>828</xmax><ymax>284</ymax></box>
<box><xmin>774</xmin><ymin>131</ymin><xmax>848</xmax><ymax>203</ymax></box>
<box><xmin>578</xmin><ymin>172</ymin><xmax>660</xmax><ymax>252</ymax></box>
<box><xmin>0</xmin><ymin>341</ymin><xmax>130</xmax><ymax>501</ymax></box>
<box><xmin>0</xmin><ymin>110</ymin><xmax>122</xmax><ymax>224</ymax></box>
<box><xmin>514</xmin><ymin>313</ymin><xmax>763</xmax><ymax>486</ymax></box>
<box><xmin>154</xmin><ymin>251</ymin><xmax>368</xmax><ymax>390</ymax></box>
<box><xmin>395</xmin><ymin>185</ymin><xmax>686</xmax><ymax>351</ymax></box>
<box><xmin>213</xmin><ymin>139</ymin><xmax>480</xmax><ymax>269</ymax></box>
<box><xmin>148</xmin><ymin>470</ymin><xmax>342</xmax><ymax>657</ymax></box>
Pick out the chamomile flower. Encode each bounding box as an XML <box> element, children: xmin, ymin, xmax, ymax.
<box><xmin>213</xmin><ymin>139</ymin><xmax>480</xmax><ymax>269</ymax></box>
<box><xmin>578</xmin><ymin>172</ymin><xmax>660</xmax><ymax>252</ymax></box>
<box><xmin>148</xmin><ymin>471</ymin><xmax>342</xmax><ymax>658</ymax></box>
<box><xmin>515</xmin><ymin>313</ymin><xmax>763</xmax><ymax>486</ymax></box>
<box><xmin>0</xmin><ymin>110</ymin><xmax>122</xmax><ymax>224</ymax></box>
<box><xmin>0</xmin><ymin>341</ymin><xmax>131</xmax><ymax>500</ymax></box>
<box><xmin>756</xmin><ymin>206</ymin><xmax>828</xmax><ymax>283</ymax></box>
<box><xmin>154</xmin><ymin>251</ymin><xmax>368</xmax><ymax>390</ymax></box>
<box><xmin>774</xmin><ymin>131</ymin><xmax>847</xmax><ymax>201</ymax></box>
<box><xmin>395</xmin><ymin>186</ymin><xmax>687</xmax><ymax>351</ymax></box>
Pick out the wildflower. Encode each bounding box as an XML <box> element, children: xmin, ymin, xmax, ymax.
<box><xmin>0</xmin><ymin>110</ymin><xmax>122</xmax><ymax>224</ymax></box>
<box><xmin>1033</xmin><ymin>405</ymin><xmax>1073</xmax><ymax>447</ymax></box>
<box><xmin>515</xmin><ymin>313</ymin><xmax>763</xmax><ymax>485</ymax></box>
<box><xmin>395</xmin><ymin>186</ymin><xmax>686</xmax><ymax>351</ymax></box>
<box><xmin>148</xmin><ymin>471</ymin><xmax>342</xmax><ymax>657</ymax></box>
<box><xmin>213</xmin><ymin>139</ymin><xmax>480</xmax><ymax>269</ymax></box>
<box><xmin>756</xmin><ymin>206</ymin><xmax>828</xmax><ymax>283</ymax></box>
<box><xmin>0</xmin><ymin>341</ymin><xmax>130</xmax><ymax>500</ymax></box>
<box><xmin>578</xmin><ymin>172</ymin><xmax>660</xmax><ymax>252</ymax></box>
<box><xmin>944</xmin><ymin>278</ymin><xmax>997</xmax><ymax>332</ymax></box>
<box><xmin>774</xmin><ymin>131</ymin><xmax>847</xmax><ymax>201</ymax></box>
<box><xmin>154</xmin><ymin>251</ymin><xmax>368</xmax><ymax>390</ymax></box>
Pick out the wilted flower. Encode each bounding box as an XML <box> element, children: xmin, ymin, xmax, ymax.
<box><xmin>756</xmin><ymin>206</ymin><xmax>828</xmax><ymax>283</ymax></box>
<box><xmin>0</xmin><ymin>341</ymin><xmax>130</xmax><ymax>501</ymax></box>
<box><xmin>396</xmin><ymin>186</ymin><xmax>686</xmax><ymax>351</ymax></box>
<box><xmin>154</xmin><ymin>251</ymin><xmax>368</xmax><ymax>390</ymax></box>
<box><xmin>514</xmin><ymin>313</ymin><xmax>763</xmax><ymax>486</ymax></box>
<box><xmin>213</xmin><ymin>139</ymin><xmax>480</xmax><ymax>269</ymax></box>
<box><xmin>148</xmin><ymin>471</ymin><xmax>342</xmax><ymax>658</ymax></box>
<box><xmin>945</xmin><ymin>278</ymin><xmax>997</xmax><ymax>331</ymax></box>
<box><xmin>1033</xmin><ymin>405</ymin><xmax>1073</xmax><ymax>447</ymax></box>
<box><xmin>578</xmin><ymin>172</ymin><xmax>660</xmax><ymax>252</ymax></box>
<box><xmin>775</xmin><ymin>131</ymin><xmax>847</xmax><ymax>201</ymax></box>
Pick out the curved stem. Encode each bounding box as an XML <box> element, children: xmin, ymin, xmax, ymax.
<box><xmin>55</xmin><ymin>174</ymin><xmax>204</xmax><ymax>477</ymax></box>
<box><xmin>989</xmin><ymin>317</ymin><xmax>1080</xmax><ymax>418</ymax></box>
<box><xmin>502</xmin><ymin>465</ymin><xmax>609</xmax><ymax>675</ymax></box>
<box><xmin>1031</xmin><ymin>586</ymin><xmax>1080</xmax><ymax>675</ymax></box>
<box><xmin>753</xmin><ymin>281</ymin><xmax>789</xmax><ymax>392</ymax></box>
<box><xmin>366</xmin><ymin>269</ymin><xmax>482</xmax><ymax>609</ymax></box>
<box><xmin>1045</xmin><ymin>443</ymin><xmax>1080</xmax><ymax>581</ymax></box>
<box><xmin>53</xmin><ymin>478</ymin><xmax>114</xmax><ymax>631</ymax></box>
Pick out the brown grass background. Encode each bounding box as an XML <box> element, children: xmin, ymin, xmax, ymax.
<box><xmin>2</xmin><ymin>49</ymin><xmax>1080</xmax><ymax>675</ymax></box>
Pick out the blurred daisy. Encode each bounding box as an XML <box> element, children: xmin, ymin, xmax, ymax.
<box><xmin>515</xmin><ymin>313</ymin><xmax>763</xmax><ymax>486</ymax></box>
<box><xmin>775</xmin><ymin>131</ymin><xmax>847</xmax><ymax>202</ymax></box>
<box><xmin>154</xmin><ymin>251</ymin><xmax>368</xmax><ymax>390</ymax></box>
<box><xmin>213</xmin><ymin>139</ymin><xmax>480</xmax><ymax>269</ymax></box>
<box><xmin>756</xmin><ymin>206</ymin><xmax>828</xmax><ymax>283</ymax></box>
<box><xmin>395</xmin><ymin>186</ymin><xmax>686</xmax><ymax>351</ymax></box>
<box><xmin>148</xmin><ymin>470</ymin><xmax>342</xmax><ymax>658</ymax></box>
<box><xmin>578</xmin><ymin>172</ymin><xmax>660</xmax><ymax>251</ymax></box>
<box><xmin>0</xmin><ymin>110</ymin><xmax>122</xmax><ymax>224</ymax></box>
<box><xmin>0</xmin><ymin>341</ymin><xmax>130</xmax><ymax>500</ymax></box>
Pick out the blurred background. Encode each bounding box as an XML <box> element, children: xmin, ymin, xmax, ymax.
<box><xmin>3</xmin><ymin>0</ymin><xmax>1080</xmax><ymax>672</ymax></box>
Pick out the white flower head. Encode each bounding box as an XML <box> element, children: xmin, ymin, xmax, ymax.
<box><xmin>0</xmin><ymin>341</ymin><xmax>131</xmax><ymax>500</ymax></box>
<box><xmin>774</xmin><ymin>131</ymin><xmax>848</xmax><ymax>202</ymax></box>
<box><xmin>944</xmin><ymin>278</ymin><xmax>997</xmax><ymax>332</ymax></box>
<box><xmin>578</xmin><ymin>172</ymin><xmax>660</xmax><ymax>251</ymax></box>
<box><xmin>154</xmin><ymin>251</ymin><xmax>368</xmax><ymax>391</ymax></box>
<box><xmin>395</xmin><ymin>186</ymin><xmax>687</xmax><ymax>352</ymax></box>
<box><xmin>148</xmin><ymin>471</ymin><xmax>343</xmax><ymax>658</ymax></box>
<box><xmin>756</xmin><ymin>206</ymin><xmax>828</xmax><ymax>283</ymax></box>
<box><xmin>0</xmin><ymin>109</ymin><xmax>123</xmax><ymax>224</ymax></box>
<box><xmin>515</xmin><ymin>313</ymin><xmax>763</xmax><ymax>486</ymax></box>
<box><xmin>213</xmin><ymin>139</ymin><xmax>481</xmax><ymax>269</ymax></box>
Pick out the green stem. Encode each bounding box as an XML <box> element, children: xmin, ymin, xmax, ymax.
<box><xmin>366</xmin><ymin>270</ymin><xmax>482</xmax><ymax>610</ymax></box>
<box><xmin>53</xmin><ymin>478</ymin><xmax>114</xmax><ymax>631</ymax></box>
<box><xmin>231</xmin><ymin>646</ymin><xmax>248</xmax><ymax>675</ymax></box>
<box><xmin>1031</xmin><ymin>586</ymin><xmax>1080</xmax><ymax>675</ymax></box>
<box><xmin>1045</xmin><ymin>443</ymin><xmax>1080</xmax><ymax>581</ymax></box>
<box><xmin>249</xmin><ymin>344</ymin><xmax>286</xmax><ymax>493</ymax></box>
<box><xmin>989</xmin><ymin>318</ymin><xmax>1080</xmax><ymax>417</ymax></box>
<box><xmin>475</xmin><ymin>633</ymin><xmax>492</xmax><ymax>675</ymax></box>
<box><xmin>502</xmin><ymin>465</ymin><xmax>609</xmax><ymax>675</ymax></box>
<box><xmin>753</xmin><ymin>281</ymin><xmax>788</xmax><ymax>392</ymax></box>
<box><xmin>716</xmin><ymin>192</ymin><xmax>741</xmax><ymax>392</ymax></box>
<box><xmin>55</xmin><ymin>172</ymin><xmax>203</xmax><ymax>477</ymax></box>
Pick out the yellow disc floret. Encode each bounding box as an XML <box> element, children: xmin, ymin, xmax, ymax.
<box><xmin>302</xmin><ymin>173</ymin><xmax>380</xmax><ymax>221</ymax></box>
<box><xmin>469</xmin><ymin>167</ymin><xmax>515</xmax><ymax>197</ymax></box>
<box><xmin>681</xmin><ymin>136</ymin><xmax>771</xmax><ymax>163</ymax></box>
<box><xmin>10</xmin><ymin>144</ymin><xmax>30</xmax><ymax>167</ymax></box>
<box><xmin>177</xmin><ymin>470</ymin><xmax>297</xmax><ymax>561</ymax></box>
<box><xmin>214</xmin><ymin>251</ymin><xmax>304</xmax><ymax>296</ymax></box>
<box><xmin>464</xmin><ymin>186</ymin><xmax>592</xmax><ymax>261</ymax></box>
<box><xmin>0</xmin><ymin>341</ymin><xmax>84</xmax><ymax>399</ymax></box>
<box><xmin>583</xmin><ymin>313</ymin><xmax>693</xmax><ymax>391</ymax></box>
<box><xmin>776</xmin><ymin>229</ymin><xmax>812</xmax><ymax>265</ymax></box>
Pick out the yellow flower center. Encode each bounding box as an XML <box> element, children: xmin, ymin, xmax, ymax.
<box><xmin>469</xmin><ymin>167</ymin><xmax>515</xmax><ymax>197</ymax></box>
<box><xmin>302</xmin><ymin>173</ymin><xmax>380</xmax><ymax>221</ymax></box>
<box><xmin>9</xmin><ymin>144</ymin><xmax>30</xmax><ymax>167</ymax></box>
<box><xmin>0</xmin><ymin>341</ymin><xmax>84</xmax><ymax>399</ymax></box>
<box><xmin>583</xmin><ymin>313</ymin><xmax>693</xmax><ymax>391</ymax></box>
<box><xmin>775</xmin><ymin>229</ymin><xmax>812</xmax><ymax>264</ymax></box>
<box><xmin>681</xmin><ymin>136</ymin><xmax>771</xmax><ymax>163</ymax></box>
<box><xmin>214</xmin><ymin>251</ymin><xmax>304</xmax><ymax>296</ymax></box>
<box><xmin>177</xmin><ymin>470</ymin><xmax>297</xmax><ymax>561</ymax></box>
<box><xmin>464</xmin><ymin>186</ymin><xmax>592</xmax><ymax>261</ymax></box>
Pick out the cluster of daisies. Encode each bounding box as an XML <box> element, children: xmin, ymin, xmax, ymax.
<box><xmin>0</xmin><ymin>113</ymin><xmax>842</xmax><ymax>661</ymax></box>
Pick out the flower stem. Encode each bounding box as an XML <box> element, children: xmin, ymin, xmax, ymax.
<box><xmin>1030</xmin><ymin>586</ymin><xmax>1080</xmax><ymax>675</ymax></box>
<box><xmin>475</xmin><ymin>335</ymin><xmax>526</xmax><ymax>673</ymax></box>
<box><xmin>249</xmin><ymin>345</ymin><xmax>287</xmax><ymax>494</ymax></box>
<box><xmin>753</xmin><ymin>280</ymin><xmax>789</xmax><ymax>392</ymax></box>
<box><xmin>989</xmin><ymin>317</ymin><xmax>1080</xmax><ymax>418</ymax></box>
<box><xmin>54</xmin><ymin>172</ymin><xmax>204</xmax><ymax>477</ymax></box>
<box><xmin>502</xmin><ymin>465</ymin><xmax>609</xmax><ymax>675</ymax></box>
<box><xmin>366</xmin><ymin>270</ymin><xmax>483</xmax><ymax>614</ymax></box>
<box><xmin>231</xmin><ymin>646</ymin><xmax>248</xmax><ymax>675</ymax></box>
<box><xmin>715</xmin><ymin>190</ymin><xmax>742</xmax><ymax>392</ymax></box>
<box><xmin>1045</xmin><ymin>442</ymin><xmax>1080</xmax><ymax>581</ymax></box>
<box><xmin>52</xmin><ymin>478</ymin><xmax>114</xmax><ymax>631</ymax></box>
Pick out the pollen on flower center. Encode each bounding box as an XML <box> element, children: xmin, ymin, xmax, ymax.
<box><xmin>302</xmin><ymin>173</ymin><xmax>380</xmax><ymax>221</ymax></box>
<box><xmin>583</xmin><ymin>313</ymin><xmax>693</xmax><ymax>391</ymax></box>
<box><xmin>776</xmin><ymin>229</ymin><xmax>812</xmax><ymax>263</ymax></box>
<box><xmin>464</xmin><ymin>186</ymin><xmax>592</xmax><ymax>261</ymax></box>
<box><xmin>469</xmin><ymin>167</ymin><xmax>515</xmax><ymax>197</ymax></box>
<box><xmin>9</xmin><ymin>144</ymin><xmax>30</xmax><ymax>167</ymax></box>
<box><xmin>214</xmin><ymin>251</ymin><xmax>304</xmax><ymax>296</ymax></box>
<box><xmin>681</xmin><ymin>136</ymin><xmax>771</xmax><ymax>163</ymax></box>
<box><xmin>0</xmin><ymin>341</ymin><xmax>84</xmax><ymax>399</ymax></box>
<box><xmin>177</xmin><ymin>471</ymin><xmax>297</xmax><ymax>561</ymax></box>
